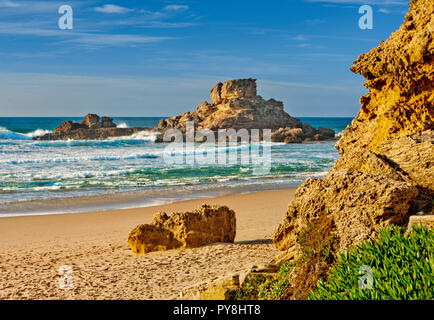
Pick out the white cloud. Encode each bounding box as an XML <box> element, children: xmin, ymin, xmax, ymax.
<box><xmin>68</xmin><ymin>34</ymin><xmax>172</xmax><ymax>46</ymax></box>
<box><xmin>378</xmin><ymin>8</ymin><xmax>391</xmax><ymax>14</ymax></box>
<box><xmin>164</xmin><ymin>5</ymin><xmax>189</xmax><ymax>11</ymax></box>
<box><xmin>0</xmin><ymin>0</ymin><xmax>20</xmax><ymax>7</ymax></box>
<box><xmin>94</xmin><ymin>4</ymin><xmax>133</xmax><ymax>14</ymax></box>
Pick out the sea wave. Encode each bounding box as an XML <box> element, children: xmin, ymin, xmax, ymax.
<box><xmin>0</xmin><ymin>152</ymin><xmax>160</xmax><ymax>165</ymax></box>
<box><xmin>0</xmin><ymin>127</ymin><xmax>53</xmax><ymax>140</ymax></box>
<box><xmin>24</xmin><ymin>129</ymin><xmax>53</xmax><ymax>138</ymax></box>
<box><xmin>116</xmin><ymin>122</ymin><xmax>129</xmax><ymax>128</ymax></box>
<box><xmin>0</xmin><ymin>127</ymin><xmax>31</xmax><ymax>140</ymax></box>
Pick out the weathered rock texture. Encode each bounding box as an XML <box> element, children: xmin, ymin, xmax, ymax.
<box><xmin>178</xmin><ymin>263</ymin><xmax>279</xmax><ymax>300</ymax></box>
<box><xmin>128</xmin><ymin>204</ymin><xmax>236</xmax><ymax>254</ymax></box>
<box><xmin>36</xmin><ymin>114</ymin><xmax>151</xmax><ymax>140</ymax></box>
<box><xmin>407</xmin><ymin>215</ymin><xmax>434</xmax><ymax>232</ymax></box>
<box><xmin>274</xmin><ymin>0</ymin><xmax>433</xmax><ymax>258</ymax></box>
<box><xmin>274</xmin><ymin>170</ymin><xmax>419</xmax><ymax>252</ymax></box>
<box><xmin>155</xmin><ymin>78</ymin><xmax>335</xmax><ymax>143</ymax></box>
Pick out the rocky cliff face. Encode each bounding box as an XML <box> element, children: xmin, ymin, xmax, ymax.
<box><xmin>274</xmin><ymin>0</ymin><xmax>433</xmax><ymax>258</ymax></box>
<box><xmin>155</xmin><ymin>78</ymin><xmax>335</xmax><ymax>142</ymax></box>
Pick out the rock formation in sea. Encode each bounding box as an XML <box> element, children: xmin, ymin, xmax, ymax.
<box><xmin>128</xmin><ymin>204</ymin><xmax>236</xmax><ymax>254</ymax></box>
<box><xmin>155</xmin><ymin>78</ymin><xmax>335</xmax><ymax>143</ymax></box>
<box><xmin>36</xmin><ymin>114</ymin><xmax>151</xmax><ymax>140</ymax></box>
<box><xmin>273</xmin><ymin>0</ymin><xmax>433</xmax><ymax>265</ymax></box>
<box><xmin>173</xmin><ymin>0</ymin><xmax>433</xmax><ymax>300</ymax></box>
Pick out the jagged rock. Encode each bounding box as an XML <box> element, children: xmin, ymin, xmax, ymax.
<box><xmin>302</xmin><ymin>123</ymin><xmax>317</xmax><ymax>137</ymax></box>
<box><xmin>81</xmin><ymin>114</ymin><xmax>101</xmax><ymax>129</ymax></box>
<box><xmin>128</xmin><ymin>204</ymin><xmax>236</xmax><ymax>254</ymax></box>
<box><xmin>36</xmin><ymin>114</ymin><xmax>152</xmax><ymax>140</ymax></box>
<box><xmin>155</xmin><ymin>78</ymin><xmax>335</xmax><ymax>143</ymax></box>
<box><xmin>334</xmin><ymin>0</ymin><xmax>434</xmax><ymax>190</ymax></box>
<box><xmin>101</xmin><ymin>116</ymin><xmax>116</xmax><ymax>128</ymax></box>
<box><xmin>318</xmin><ymin>127</ymin><xmax>335</xmax><ymax>138</ymax></box>
<box><xmin>128</xmin><ymin>225</ymin><xmax>181</xmax><ymax>254</ymax></box>
<box><xmin>220</xmin><ymin>78</ymin><xmax>257</xmax><ymax>100</ymax></box>
<box><xmin>274</xmin><ymin>170</ymin><xmax>419</xmax><ymax>253</ymax></box>
<box><xmin>271</xmin><ymin>127</ymin><xmax>304</xmax><ymax>143</ymax></box>
<box><xmin>210</xmin><ymin>82</ymin><xmax>223</xmax><ymax>105</ymax></box>
<box><xmin>273</xmin><ymin>0</ymin><xmax>433</xmax><ymax>261</ymax></box>
<box><xmin>53</xmin><ymin>120</ymin><xmax>82</xmax><ymax>135</ymax></box>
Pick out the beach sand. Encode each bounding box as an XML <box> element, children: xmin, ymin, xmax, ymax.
<box><xmin>0</xmin><ymin>188</ymin><xmax>295</xmax><ymax>300</ymax></box>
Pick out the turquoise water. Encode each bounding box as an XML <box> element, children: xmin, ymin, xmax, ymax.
<box><xmin>0</xmin><ymin>117</ymin><xmax>352</xmax><ymax>215</ymax></box>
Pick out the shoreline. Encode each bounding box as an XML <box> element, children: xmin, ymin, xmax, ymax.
<box><xmin>0</xmin><ymin>187</ymin><xmax>295</xmax><ymax>300</ymax></box>
<box><xmin>0</xmin><ymin>181</ymin><xmax>302</xmax><ymax>218</ymax></box>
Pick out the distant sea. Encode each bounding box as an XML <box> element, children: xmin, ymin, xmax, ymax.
<box><xmin>0</xmin><ymin>117</ymin><xmax>352</xmax><ymax>216</ymax></box>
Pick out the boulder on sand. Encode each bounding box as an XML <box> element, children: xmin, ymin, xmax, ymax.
<box><xmin>128</xmin><ymin>204</ymin><xmax>236</xmax><ymax>254</ymax></box>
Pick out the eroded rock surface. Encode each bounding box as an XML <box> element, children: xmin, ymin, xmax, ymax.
<box><xmin>274</xmin><ymin>0</ymin><xmax>433</xmax><ymax>258</ymax></box>
<box><xmin>155</xmin><ymin>78</ymin><xmax>335</xmax><ymax>143</ymax></box>
<box><xmin>36</xmin><ymin>114</ymin><xmax>151</xmax><ymax>140</ymax></box>
<box><xmin>128</xmin><ymin>204</ymin><xmax>236</xmax><ymax>254</ymax></box>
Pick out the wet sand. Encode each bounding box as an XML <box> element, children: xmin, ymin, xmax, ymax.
<box><xmin>0</xmin><ymin>188</ymin><xmax>295</xmax><ymax>300</ymax></box>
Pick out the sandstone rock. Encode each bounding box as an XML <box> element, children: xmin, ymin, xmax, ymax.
<box><xmin>200</xmin><ymin>287</ymin><xmax>232</xmax><ymax>300</ymax></box>
<box><xmin>128</xmin><ymin>224</ymin><xmax>181</xmax><ymax>254</ymax></box>
<box><xmin>273</xmin><ymin>0</ymin><xmax>433</xmax><ymax>263</ymax></box>
<box><xmin>274</xmin><ymin>170</ymin><xmax>419</xmax><ymax>253</ymax></box>
<box><xmin>36</xmin><ymin>114</ymin><xmax>153</xmax><ymax>140</ymax></box>
<box><xmin>81</xmin><ymin>114</ymin><xmax>101</xmax><ymax>129</ymax></box>
<box><xmin>334</xmin><ymin>0</ymin><xmax>433</xmax><ymax>189</ymax></box>
<box><xmin>179</xmin><ymin>273</ymin><xmax>240</xmax><ymax>300</ymax></box>
<box><xmin>128</xmin><ymin>204</ymin><xmax>236</xmax><ymax>254</ymax></box>
<box><xmin>178</xmin><ymin>263</ymin><xmax>281</xmax><ymax>300</ymax></box>
<box><xmin>54</xmin><ymin>120</ymin><xmax>82</xmax><ymax>135</ymax></box>
<box><xmin>210</xmin><ymin>82</ymin><xmax>223</xmax><ymax>105</ymax></box>
<box><xmin>220</xmin><ymin>78</ymin><xmax>257</xmax><ymax>100</ymax></box>
<box><xmin>155</xmin><ymin>78</ymin><xmax>334</xmax><ymax>143</ymax></box>
<box><xmin>407</xmin><ymin>215</ymin><xmax>434</xmax><ymax>232</ymax></box>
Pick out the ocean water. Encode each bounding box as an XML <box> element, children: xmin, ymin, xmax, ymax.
<box><xmin>0</xmin><ymin>117</ymin><xmax>352</xmax><ymax>216</ymax></box>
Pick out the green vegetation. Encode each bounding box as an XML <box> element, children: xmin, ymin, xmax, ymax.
<box><xmin>308</xmin><ymin>225</ymin><xmax>434</xmax><ymax>300</ymax></box>
<box><xmin>232</xmin><ymin>225</ymin><xmax>433</xmax><ymax>300</ymax></box>
<box><xmin>231</xmin><ymin>262</ymin><xmax>294</xmax><ymax>300</ymax></box>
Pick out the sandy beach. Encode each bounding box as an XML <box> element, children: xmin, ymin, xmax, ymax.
<box><xmin>0</xmin><ymin>188</ymin><xmax>295</xmax><ymax>300</ymax></box>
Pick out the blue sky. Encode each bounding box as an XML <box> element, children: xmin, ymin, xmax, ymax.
<box><xmin>0</xmin><ymin>0</ymin><xmax>409</xmax><ymax>117</ymax></box>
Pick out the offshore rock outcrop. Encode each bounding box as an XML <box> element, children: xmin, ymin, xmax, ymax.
<box><xmin>36</xmin><ymin>114</ymin><xmax>151</xmax><ymax>140</ymax></box>
<box><xmin>274</xmin><ymin>0</ymin><xmax>433</xmax><ymax>259</ymax></box>
<box><xmin>128</xmin><ymin>204</ymin><xmax>236</xmax><ymax>254</ymax></box>
<box><xmin>155</xmin><ymin>78</ymin><xmax>335</xmax><ymax>143</ymax></box>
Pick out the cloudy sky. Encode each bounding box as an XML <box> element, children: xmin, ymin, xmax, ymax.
<box><xmin>0</xmin><ymin>0</ymin><xmax>408</xmax><ymax>117</ymax></box>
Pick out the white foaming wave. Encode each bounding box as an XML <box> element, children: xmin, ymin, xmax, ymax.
<box><xmin>0</xmin><ymin>152</ymin><xmax>160</xmax><ymax>165</ymax></box>
<box><xmin>0</xmin><ymin>127</ymin><xmax>31</xmax><ymax>140</ymax></box>
<box><xmin>116</xmin><ymin>122</ymin><xmax>129</xmax><ymax>128</ymax></box>
<box><xmin>23</xmin><ymin>129</ymin><xmax>53</xmax><ymax>138</ymax></box>
<box><xmin>109</xmin><ymin>130</ymin><xmax>158</xmax><ymax>141</ymax></box>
